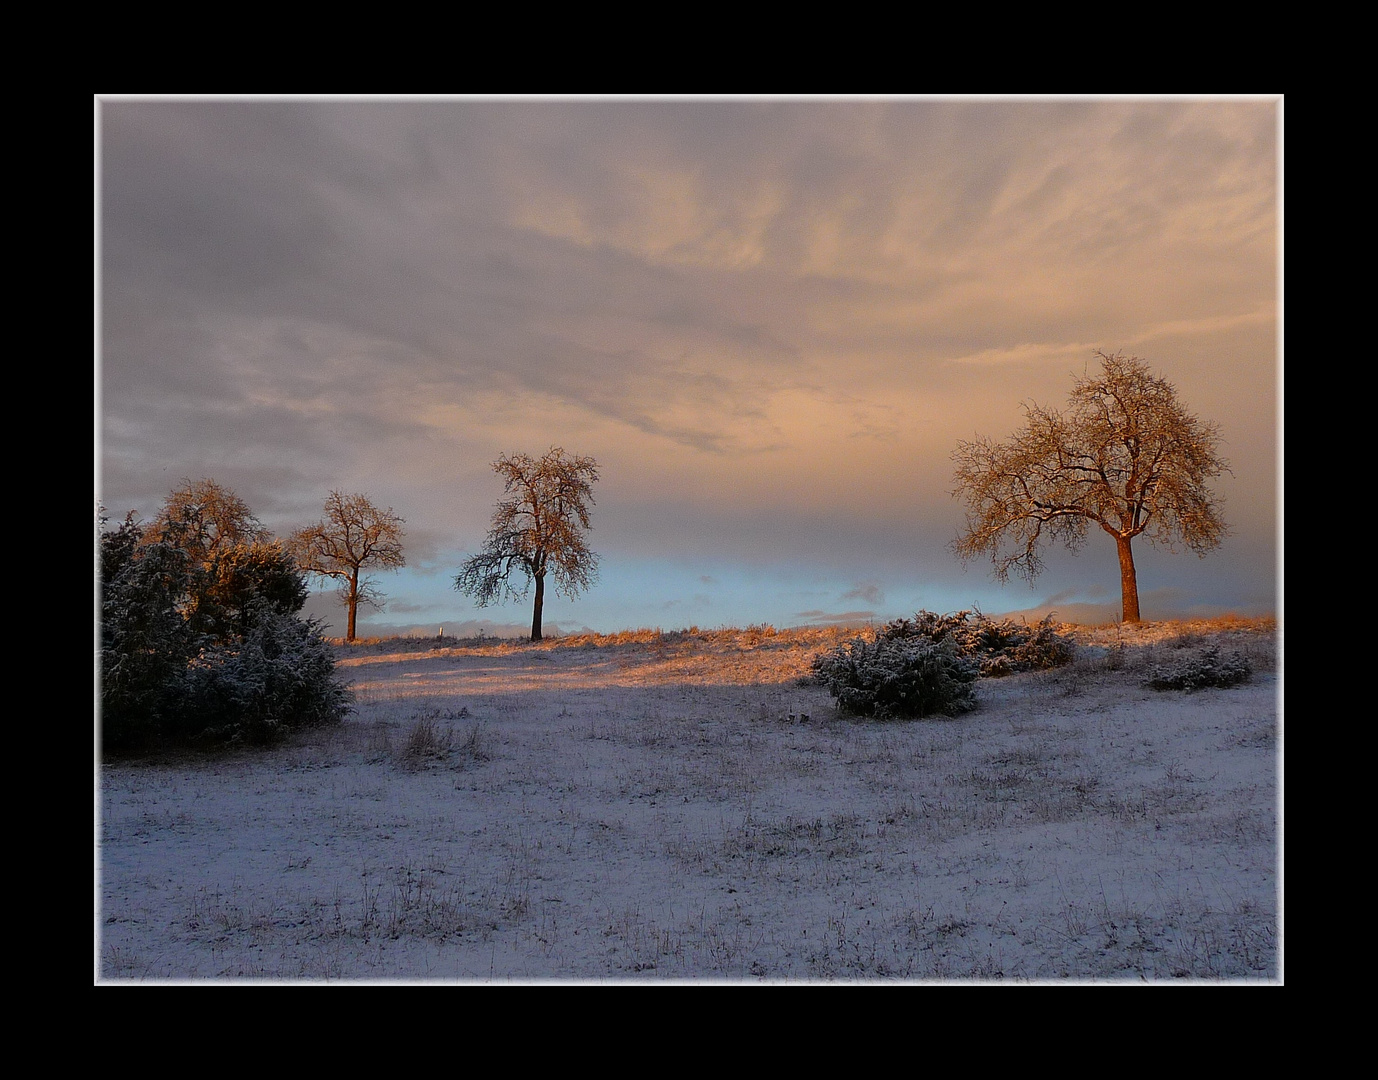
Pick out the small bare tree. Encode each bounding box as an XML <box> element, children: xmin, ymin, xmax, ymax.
<box><xmin>454</xmin><ymin>447</ymin><xmax>600</xmax><ymax>641</ymax></box>
<box><xmin>951</xmin><ymin>351</ymin><xmax>1229</xmax><ymax>623</ymax></box>
<box><xmin>291</xmin><ymin>492</ymin><xmax>406</xmax><ymax>642</ymax></box>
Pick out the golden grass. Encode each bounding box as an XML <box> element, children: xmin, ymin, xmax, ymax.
<box><xmin>331</xmin><ymin>624</ymin><xmax>871</xmax><ymax>689</ymax></box>
<box><xmin>331</xmin><ymin>615</ymin><xmax>1276</xmax><ymax>656</ymax></box>
<box><xmin>329</xmin><ymin>623</ymin><xmax>863</xmax><ymax>654</ymax></box>
<box><xmin>1057</xmin><ymin>614</ymin><xmax>1277</xmax><ymax>646</ymax></box>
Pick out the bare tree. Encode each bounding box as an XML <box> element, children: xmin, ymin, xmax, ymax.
<box><xmin>145</xmin><ymin>478</ymin><xmax>271</xmax><ymax>564</ymax></box>
<box><xmin>291</xmin><ymin>492</ymin><xmax>406</xmax><ymax>641</ymax></box>
<box><xmin>454</xmin><ymin>448</ymin><xmax>600</xmax><ymax>641</ymax></box>
<box><xmin>140</xmin><ymin>479</ymin><xmax>287</xmax><ymax>639</ymax></box>
<box><xmin>951</xmin><ymin>351</ymin><xmax>1229</xmax><ymax>623</ymax></box>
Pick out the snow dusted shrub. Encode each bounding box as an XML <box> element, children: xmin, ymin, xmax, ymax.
<box><xmin>179</xmin><ymin>606</ymin><xmax>351</xmax><ymax>743</ymax></box>
<box><xmin>100</xmin><ymin>528</ymin><xmax>196</xmax><ymax>747</ymax></box>
<box><xmin>878</xmin><ymin>610</ymin><xmax>1074</xmax><ymax>677</ymax></box>
<box><xmin>811</xmin><ymin>635</ymin><xmax>978</xmax><ymax>719</ymax></box>
<box><xmin>881</xmin><ymin>610</ymin><xmax>970</xmax><ymax>646</ymax></box>
<box><xmin>1006</xmin><ymin>616</ymin><xmax>1076</xmax><ymax>673</ymax></box>
<box><xmin>1142</xmin><ymin>645</ymin><xmax>1252</xmax><ymax>692</ymax></box>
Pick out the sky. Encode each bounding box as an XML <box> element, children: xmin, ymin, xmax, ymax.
<box><xmin>96</xmin><ymin>96</ymin><xmax>1281</xmax><ymax>637</ymax></box>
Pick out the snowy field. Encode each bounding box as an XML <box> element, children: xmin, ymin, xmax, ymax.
<box><xmin>97</xmin><ymin>619</ymin><xmax>1280</xmax><ymax>982</ymax></box>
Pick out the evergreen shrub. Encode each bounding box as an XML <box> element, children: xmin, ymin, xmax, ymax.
<box><xmin>811</xmin><ymin>635</ymin><xmax>978</xmax><ymax>719</ymax></box>
<box><xmin>1142</xmin><ymin>645</ymin><xmax>1252</xmax><ymax>692</ymax></box>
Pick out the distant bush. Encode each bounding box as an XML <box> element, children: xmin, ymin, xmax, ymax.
<box><xmin>878</xmin><ymin>610</ymin><xmax>1074</xmax><ymax>677</ymax></box>
<box><xmin>1142</xmin><ymin>645</ymin><xmax>1252</xmax><ymax>692</ymax></box>
<box><xmin>99</xmin><ymin>497</ymin><xmax>352</xmax><ymax>751</ymax></box>
<box><xmin>811</xmin><ymin>635</ymin><xmax>978</xmax><ymax>719</ymax></box>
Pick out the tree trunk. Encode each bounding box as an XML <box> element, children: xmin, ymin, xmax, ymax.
<box><xmin>530</xmin><ymin>572</ymin><xmax>545</xmax><ymax>641</ymax></box>
<box><xmin>347</xmin><ymin>569</ymin><xmax>359</xmax><ymax>642</ymax></box>
<box><xmin>1116</xmin><ymin>533</ymin><xmax>1141</xmax><ymax>624</ymax></box>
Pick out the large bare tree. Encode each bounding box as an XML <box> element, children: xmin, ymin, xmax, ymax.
<box><xmin>454</xmin><ymin>448</ymin><xmax>600</xmax><ymax>641</ymax></box>
<box><xmin>951</xmin><ymin>351</ymin><xmax>1229</xmax><ymax>623</ymax></box>
<box><xmin>291</xmin><ymin>492</ymin><xmax>406</xmax><ymax>641</ymax></box>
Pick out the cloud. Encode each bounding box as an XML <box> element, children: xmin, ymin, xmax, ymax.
<box><xmin>100</xmin><ymin>99</ymin><xmax>1278</xmax><ymax>633</ymax></box>
<box><xmin>793</xmin><ymin>609</ymin><xmax>881</xmax><ymax>626</ymax></box>
<box><xmin>841</xmin><ymin>583</ymin><xmax>885</xmax><ymax>606</ymax></box>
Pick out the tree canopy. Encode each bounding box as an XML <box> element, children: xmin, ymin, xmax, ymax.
<box><xmin>144</xmin><ymin>477</ymin><xmax>271</xmax><ymax>564</ymax></box>
<box><xmin>454</xmin><ymin>448</ymin><xmax>600</xmax><ymax>640</ymax></box>
<box><xmin>951</xmin><ymin>351</ymin><xmax>1229</xmax><ymax>623</ymax></box>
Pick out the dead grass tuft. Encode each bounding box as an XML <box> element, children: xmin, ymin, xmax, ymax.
<box><xmin>396</xmin><ymin>708</ymin><xmax>490</xmax><ymax>770</ymax></box>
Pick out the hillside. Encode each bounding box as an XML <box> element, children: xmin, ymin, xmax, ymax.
<box><xmin>98</xmin><ymin>617</ymin><xmax>1279</xmax><ymax>981</ymax></box>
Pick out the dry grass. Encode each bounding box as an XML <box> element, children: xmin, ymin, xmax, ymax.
<box><xmin>1057</xmin><ymin>614</ymin><xmax>1277</xmax><ymax>650</ymax></box>
<box><xmin>334</xmin><ymin>623</ymin><xmax>866</xmax><ymax>691</ymax></box>
<box><xmin>334</xmin><ymin>617</ymin><xmax>1279</xmax><ymax>694</ymax></box>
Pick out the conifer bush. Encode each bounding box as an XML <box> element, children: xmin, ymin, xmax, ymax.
<box><xmin>811</xmin><ymin>635</ymin><xmax>979</xmax><ymax>719</ymax></box>
<box><xmin>99</xmin><ymin>528</ymin><xmax>195</xmax><ymax>746</ymax></box>
<box><xmin>809</xmin><ymin>609</ymin><xmax>1074</xmax><ymax>719</ymax></box>
<box><xmin>179</xmin><ymin>606</ymin><xmax>350</xmax><ymax>743</ymax></box>
<box><xmin>1142</xmin><ymin>645</ymin><xmax>1252</xmax><ymax>692</ymax></box>
<box><xmin>876</xmin><ymin>610</ymin><xmax>1074</xmax><ymax>677</ymax></box>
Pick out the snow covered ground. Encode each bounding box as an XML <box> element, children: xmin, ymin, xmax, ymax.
<box><xmin>97</xmin><ymin>619</ymin><xmax>1280</xmax><ymax>982</ymax></box>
